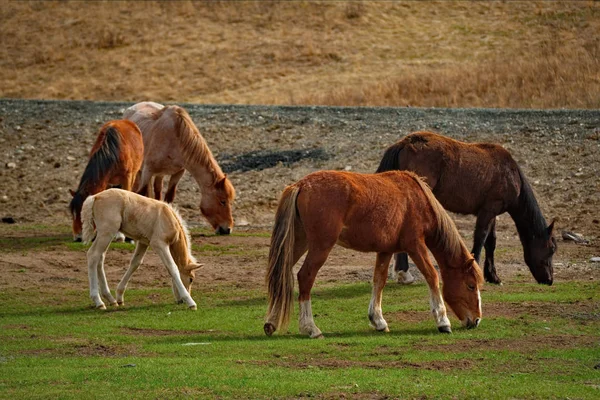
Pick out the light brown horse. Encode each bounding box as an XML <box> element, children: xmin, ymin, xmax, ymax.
<box><xmin>81</xmin><ymin>189</ymin><xmax>202</xmax><ymax>310</ymax></box>
<box><xmin>69</xmin><ymin>120</ymin><xmax>144</xmax><ymax>241</ymax></box>
<box><xmin>377</xmin><ymin>131</ymin><xmax>556</xmax><ymax>285</ymax></box>
<box><xmin>123</xmin><ymin>102</ymin><xmax>235</xmax><ymax>235</ymax></box>
<box><xmin>264</xmin><ymin>170</ymin><xmax>484</xmax><ymax>338</ymax></box>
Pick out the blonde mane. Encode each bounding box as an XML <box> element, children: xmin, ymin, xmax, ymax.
<box><xmin>172</xmin><ymin>106</ymin><xmax>224</xmax><ymax>185</ymax></box>
<box><xmin>406</xmin><ymin>172</ymin><xmax>463</xmax><ymax>263</ymax></box>
<box><xmin>165</xmin><ymin>203</ymin><xmax>197</xmax><ymax>270</ymax></box>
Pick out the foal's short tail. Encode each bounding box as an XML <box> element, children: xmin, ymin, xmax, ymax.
<box><xmin>81</xmin><ymin>196</ymin><xmax>97</xmax><ymax>244</ymax></box>
<box><xmin>264</xmin><ymin>185</ymin><xmax>301</xmax><ymax>335</ymax></box>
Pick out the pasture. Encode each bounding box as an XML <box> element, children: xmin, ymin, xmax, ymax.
<box><xmin>0</xmin><ymin>100</ymin><xmax>599</xmax><ymax>398</ymax></box>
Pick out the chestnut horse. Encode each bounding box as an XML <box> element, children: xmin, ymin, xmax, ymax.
<box><xmin>123</xmin><ymin>102</ymin><xmax>235</xmax><ymax>235</ymax></box>
<box><xmin>264</xmin><ymin>170</ymin><xmax>484</xmax><ymax>338</ymax></box>
<box><xmin>81</xmin><ymin>189</ymin><xmax>202</xmax><ymax>310</ymax></box>
<box><xmin>377</xmin><ymin>131</ymin><xmax>556</xmax><ymax>285</ymax></box>
<box><xmin>69</xmin><ymin>120</ymin><xmax>143</xmax><ymax>242</ymax></box>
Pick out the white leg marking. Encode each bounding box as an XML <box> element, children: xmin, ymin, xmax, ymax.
<box><xmin>298</xmin><ymin>300</ymin><xmax>323</xmax><ymax>338</ymax></box>
<box><xmin>368</xmin><ymin>290</ymin><xmax>389</xmax><ymax>332</ymax></box>
<box><xmin>429</xmin><ymin>291</ymin><xmax>451</xmax><ymax>329</ymax></box>
<box><xmin>155</xmin><ymin>245</ymin><xmax>197</xmax><ymax>310</ymax></box>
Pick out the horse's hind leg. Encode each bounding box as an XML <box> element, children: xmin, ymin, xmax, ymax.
<box><xmin>297</xmin><ymin>246</ymin><xmax>331</xmax><ymax>339</ymax></box>
<box><xmin>369</xmin><ymin>252</ymin><xmax>393</xmax><ymax>332</ymax></box>
<box><xmin>392</xmin><ymin>253</ymin><xmax>415</xmax><ymax>284</ymax></box>
<box><xmin>86</xmin><ymin>233</ymin><xmax>113</xmax><ymax>309</ymax></box>
<box><xmin>164</xmin><ymin>169</ymin><xmax>185</xmax><ymax>203</ymax></box>
<box><xmin>408</xmin><ymin>244</ymin><xmax>452</xmax><ymax>333</ymax></box>
<box><xmin>97</xmin><ymin>255</ymin><xmax>118</xmax><ymax>306</ymax></box>
<box><xmin>116</xmin><ymin>242</ymin><xmax>149</xmax><ymax>306</ymax></box>
<box><xmin>153</xmin><ymin>176</ymin><xmax>164</xmax><ymax>201</ymax></box>
<box><xmin>154</xmin><ymin>244</ymin><xmax>197</xmax><ymax>310</ymax></box>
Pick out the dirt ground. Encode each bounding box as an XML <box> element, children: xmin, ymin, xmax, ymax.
<box><xmin>0</xmin><ymin>99</ymin><xmax>599</xmax><ymax>296</ymax></box>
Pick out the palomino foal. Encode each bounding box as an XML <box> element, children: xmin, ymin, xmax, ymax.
<box><xmin>81</xmin><ymin>189</ymin><xmax>202</xmax><ymax>310</ymax></box>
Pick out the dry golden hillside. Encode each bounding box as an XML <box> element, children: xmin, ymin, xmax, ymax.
<box><xmin>1</xmin><ymin>1</ymin><xmax>598</xmax><ymax>108</ymax></box>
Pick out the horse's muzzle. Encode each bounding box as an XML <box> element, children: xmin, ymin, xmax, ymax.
<box><xmin>465</xmin><ymin>318</ymin><xmax>480</xmax><ymax>329</ymax></box>
<box><xmin>216</xmin><ymin>226</ymin><xmax>231</xmax><ymax>235</ymax></box>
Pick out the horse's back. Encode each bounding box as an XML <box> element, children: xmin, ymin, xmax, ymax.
<box><xmin>295</xmin><ymin>171</ymin><xmax>433</xmax><ymax>253</ymax></box>
<box><xmin>396</xmin><ymin>132</ymin><xmax>520</xmax><ymax>214</ymax></box>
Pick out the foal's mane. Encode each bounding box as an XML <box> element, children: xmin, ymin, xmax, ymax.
<box><xmin>165</xmin><ymin>203</ymin><xmax>197</xmax><ymax>270</ymax></box>
<box><xmin>171</xmin><ymin>106</ymin><xmax>224</xmax><ymax>185</ymax></box>
<box><xmin>69</xmin><ymin>125</ymin><xmax>121</xmax><ymax>214</ymax></box>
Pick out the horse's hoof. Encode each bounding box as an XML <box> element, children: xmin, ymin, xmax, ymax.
<box><xmin>117</xmin><ymin>301</ymin><xmax>124</xmax><ymax>306</ymax></box>
<box><xmin>311</xmin><ymin>333</ymin><xmax>325</xmax><ymax>339</ymax></box>
<box><xmin>97</xmin><ymin>304</ymin><xmax>107</xmax><ymax>310</ymax></box>
<box><xmin>188</xmin><ymin>305</ymin><xmax>197</xmax><ymax>311</ymax></box>
<box><xmin>378</xmin><ymin>326</ymin><xmax>390</xmax><ymax>333</ymax></box>
<box><xmin>438</xmin><ymin>326</ymin><xmax>452</xmax><ymax>334</ymax></box>
<box><xmin>111</xmin><ymin>302</ymin><xmax>119</xmax><ymax>307</ymax></box>
<box><xmin>264</xmin><ymin>322</ymin><xmax>276</xmax><ymax>337</ymax></box>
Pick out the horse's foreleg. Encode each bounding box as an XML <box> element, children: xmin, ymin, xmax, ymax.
<box><xmin>154</xmin><ymin>244</ymin><xmax>197</xmax><ymax>310</ymax></box>
<box><xmin>483</xmin><ymin>218</ymin><xmax>501</xmax><ymax>284</ymax></box>
<box><xmin>86</xmin><ymin>234</ymin><xmax>113</xmax><ymax>310</ymax></box>
<box><xmin>136</xmin><ymin>168</ymin><xmax>153</xmax><ymax>198</ymax></box>
<box><xmin>369</xmin><ymin>252</ymin><xmax>393</xmax><ymax>332</ymax></box>
<box><xmin>116</xmin><ymin>242</ymin><xmax>148</xmax><ymax>306</ymax></box>
<box><xmin>164</xmin><ymin>169</ymin><xmax>185</xmax><ymax>203</ymax></box>
<box><xmin>97</xmin><ymin>253</ymin><xmax>117</xmax><ymax>306</ymax></box>
<box><xmin>408</xmin><ymin>245</ymin><xmax>451</xmax><ymax>333</ymax></box>
<box><xmin>297</xmin><ymin>248</ymin><xmax>330</xmax><ymax>338</ymax></box>
<box><xmin>472</xmin><ymin>213</ymin><xmax>499</xmax><ymax>284</ymax></box>
<box><xmin>153</xmin><ymin>176</ymin><xmax>164</xmax><ymax>201</ymax></box>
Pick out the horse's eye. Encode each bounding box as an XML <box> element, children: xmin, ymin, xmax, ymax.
<box><xmin>467</xmin><ymin>284</ymin><xmax>476</xmax><ymax>292</ymax></box>
<box><xmin>219</xmin><ymin>200</ymin><xmax>226</xmax><ymax>206</ymax></box>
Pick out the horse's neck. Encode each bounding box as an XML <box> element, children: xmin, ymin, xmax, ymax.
<box><xmin>508</xmin><ymin>183</ymin><xmax>547</xmax><ymax>246</ymax></box>
<box><xmin>187</xmin><ymin>162</ymin><xmax>223</xmax><ymax>192</ymax></box>
<box><xmin>428</xmin><ymin>243</ymin><xmax>469</xmax><ymax>272</ymax></box>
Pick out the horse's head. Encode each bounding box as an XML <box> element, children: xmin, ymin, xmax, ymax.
<box><xmin>441</xmin><ymin>258</ymin><xmax>484</xmax><ymax>329</ymax></box>
<box><xmin>69</xmin><ymin>189</ymin><xmax>83</xmax><ymax>242</ymax></box>
<box><xmin>524</xmin><ymin>220</ymin><xmax>556</xmax><ymax>285</ymax></box>
<box><xmin>200</xmin><ymin>175</ymin><xmax>235</xmax><ymax>235</ymax></box>
<box><xmin>180</xmin><ymin>262</ymin><xmax>203</xmax><ymax>294</ymax></box>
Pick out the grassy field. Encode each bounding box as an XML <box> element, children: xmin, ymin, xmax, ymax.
<box><xmin>0</xmin><ymin>229</ymin><xmax>599</xmax><ymax>399</ymax></box>
<box><xmin>1</xmin><ymin>1</ymin><xmax>598</xmax><ymax>108</ymax></box>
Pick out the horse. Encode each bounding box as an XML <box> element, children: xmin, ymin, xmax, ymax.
<box><xmin>81</xmin><ymin>188</ymin><xmax>203</xmax><ymax>310</ymax></box>
<box><xmin>376</xmin><ymin>131</ymin><xmax>556</xmax><ymax>285</ymax></box>
<box><xmin>123</xmin><ymin>102</ymin><xmax>235</xmax><ymax>235</ymax></box>
<box><xmin>68</xmin><ymin>120</ymin><xmax>144</xmax><ymax>242</ymax></box>
<box><xmin>264</xmin><ymin>170</ymin><xmax>484</xmax><ymax>338</ymax></box>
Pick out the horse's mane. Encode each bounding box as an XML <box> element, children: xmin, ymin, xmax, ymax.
<box><xmin>69</xmin><ymin>126</ymin><xmax>121</xmax><ymax>214</ymax></box>
<box><xmin>511</xmin><ymin>165</ymin><xmax>549</xmax><ymax>241</ymax></box>
<box><xmin>165</xmin><ymin>203</ymin><xmax>197</xmax><ymax>270</ymax></box>
<box><xmin>171</xmin><ymin>106</ymin><xmax>224</xmax><ymax>185</ymax></box>
<box><xmin>407</xmin><ymin>172</ymin><xmax>481</xmax><ymax>280</ymax></box>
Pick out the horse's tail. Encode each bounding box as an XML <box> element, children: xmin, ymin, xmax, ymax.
<box><xmin>172</xmin><ymin>106</ymin><xmax>222</xmax><ymax>179</ymax></box>
<box><xmin>81</xmin><ymin>195</ymin><xmax>97</xmax><ymax>244</ymax></box>
<box><xmin>376</xmin><ymin>139</ymin><xmax>406</xmax><ymax>173</ymax></box>
<box><xmin>265</xmin><ymin>185</ymin><xmax>301</xmax><ymax>334</ymax></box>
<box><xmin>407</xmin><ymin>172</ymin><xmax>462</xmax><ymax>260</ymax></box>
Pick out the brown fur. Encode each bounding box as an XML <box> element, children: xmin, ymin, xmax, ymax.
<box><xmin>265</xmin><ymin>170</ymin><xmax>483</xmax><ymax>335</ymax></box>
<box><xmin>377</xmin><ymin>131</ymin><xmax>555</xmax><ymax>285</ymax></box>
<box><xmin>69</xmin><ymin>119</ymin><xmax>144</xmax><ymax>241</ymax></box>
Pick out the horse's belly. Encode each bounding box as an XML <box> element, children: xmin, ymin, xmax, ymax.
<box><xmin>337</xmin><ymin>228</ymin><xmax>397</xmax><ymax>253</ymax></box>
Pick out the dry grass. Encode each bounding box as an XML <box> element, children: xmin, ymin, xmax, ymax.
<box><xmin>0</xmin><ymin>1</ymin><xmax>598</xmax><ymax>108</ymax></box>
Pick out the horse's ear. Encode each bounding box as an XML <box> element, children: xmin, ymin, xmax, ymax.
<box><xmin>69</xmin><ymin>189</ymin><xmax>76</xmax><ymax>197</ymax></box>
<box><xmin>215</xmin><ymin>176</ymin><xmax>227</xmax><ymax>189</ymax></box>
<box><xmin>187</xmin><ymin>262</ymin><xmax>204</xmax><ymax>272</ymax></box>
<box><xmin>547</xmin><ymin>218</ymin><xmax>557</xmax><ymax>236</ymax></box>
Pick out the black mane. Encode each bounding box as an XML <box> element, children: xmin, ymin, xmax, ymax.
<box><xmin>509</xmin><ymin>165</ymin><xmax>549</xmax><ymax>244</ymax></box>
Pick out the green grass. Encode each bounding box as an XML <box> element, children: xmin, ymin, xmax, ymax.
<box><xmin>1</xmin><ymin>281</ymin><xmax>598</xmax><ymax>399</ymax></box>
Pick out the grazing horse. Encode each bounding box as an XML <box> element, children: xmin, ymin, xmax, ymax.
<box><xmin>81</xmin><ymin>189</ymin><xmax>202</xmax><ymax>310</ymax></box>
<box><xmin>123</xmin><ymin>102</ymin><xmax>235</xmax><ymax>235</ymax></box>
<box><xmin>377</xmin><ymin>131</ymin><xmax>556</xmax><ymax>285</ymax></box>
<box><xmin>264</xmin><ymin>170</ymin><xmax>484</xmax><ymax>338</ymax></box>
<box><xmin>69</xmin><ymin>120</ymin><xmax>144</xmax><ymax>242</ymax></box>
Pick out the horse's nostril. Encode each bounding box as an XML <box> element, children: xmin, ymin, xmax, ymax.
<box><xmin>216</xmin><ymin>227</ymin><xmax>231</xmax><ymax>235</ymax></box>
<box><xmin>475</xmin><ymin>318</ymin><xmax>481</xmax><ymax>327</ymax></box>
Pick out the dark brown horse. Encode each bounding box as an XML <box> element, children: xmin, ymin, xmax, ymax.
<box><xmin>69</xmin><ymin>120</ymin><xmax>144</xmax><ymax>242</ymax></box>
<box><xmin>377</xmin><ymin>131</ymin><xmax>556</xmax><ymax>285</ymax></box>
<box><xmin>264</xmin><ymin>170</ymin><xmax>483</xmax><ymax>338</ymax></box>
